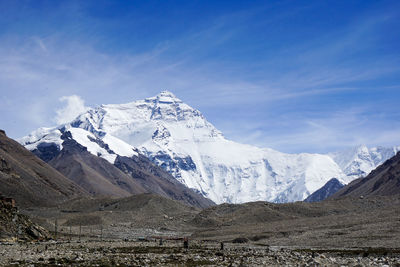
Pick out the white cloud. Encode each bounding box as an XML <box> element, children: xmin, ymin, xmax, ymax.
<box><xmin>55</xmin><ymin>95</ymin><xmax>88</xmax><ymax>125</ymax></box>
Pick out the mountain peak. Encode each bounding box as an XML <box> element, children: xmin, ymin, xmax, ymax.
<box><xmin>355</xmin><ymin>144</ymin><xmax>369</xmax><ymax>152</ymax></box>
<box><xmin>144</xmin><ymin>90</ymin><xmax>182</xmax><ymax>104</ymax></box>
<box><xmin>157</xmin><ymin>90</ymin><xmax>176</xmax><ymax>98</ymax></box>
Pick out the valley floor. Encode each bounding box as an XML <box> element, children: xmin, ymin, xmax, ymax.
<box><xmin>1</xmin><ymin>240</ymin><xmax>400</xmax><ymax>266</ymax></box>
<box><xmin>4</xmin><ymin>195</ymin><xmax>400</xmax><ymax>266</ymax></box>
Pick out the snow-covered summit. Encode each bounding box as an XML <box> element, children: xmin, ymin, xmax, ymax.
<box><xmin>19</xmin><ymin>91</ymin><xmax>399</xmax><ymax>204</ymax></box>
<box><xmin>146</xmin><ymin>90</ymin><xmax>180</xmax><ymax>102</ymax></box>
<box><xmin>70</xmin><ymin>90</ymin><xmax>223</xmax><ymax>148</ymax></box>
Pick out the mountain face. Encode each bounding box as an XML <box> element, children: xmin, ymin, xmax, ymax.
<box><xmin>304</xmin><ymin>178</ymin><xmax>344</xmax><ymax>202</ymax></box>
<box><xmin>19</xmin><ymin>91</ymin><xmax>399</xmax><ymax>204</ymax></box>
<box><xmin>0</xmin><ymin>130</ymin><xmax>87</xmax><ymax>208</ymax></box>
<box><xmin>331</xmin><ymin>152</ymin><xmax>400</xmax><ymax>199</ymax></box>
<box><xmin>47</xmin><ymin>131</ymin><xmax>146</xmax><ymax>197</ymax></box>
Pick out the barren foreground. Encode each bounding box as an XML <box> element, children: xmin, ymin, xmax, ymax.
<box><xmin>3</xmin><ymin>195</ymin><xmax>399</xmax><ymax>266</ymax></box>
<box><xmin>1</xmin><ymin>240</ymin><xmax>400</xmax><ymax>266</ymax></box>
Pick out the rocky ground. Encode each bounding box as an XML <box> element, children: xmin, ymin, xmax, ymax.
<box><xmin>4</xmin><ymin>195</ymin><xmax>400</xmax><ymax>266</ymax></box>
<box><xmin>0</xmin><ymin>200</ymin><xmax>50</xmax><ymax>242</ymax></box>
<box><xmin>0</xmin><ymin>240</ymin><xmax>399</xmax><ymax>266</ymax></box>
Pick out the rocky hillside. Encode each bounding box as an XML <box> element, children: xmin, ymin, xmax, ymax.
<box><xmin>0</xmin><ymin>130</ymin><xmax>87</xmax><ymax>208</ymax></box>
<box><xmin>0</xmin><ymin>195</ymin><xmax>50</xmax><ymax>241</ymax></box>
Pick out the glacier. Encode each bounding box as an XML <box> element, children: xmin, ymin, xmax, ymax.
<box><xmin>19</xmin><ymin>91</ymin><xmax>400</xmax><ymax>204</ymax></box>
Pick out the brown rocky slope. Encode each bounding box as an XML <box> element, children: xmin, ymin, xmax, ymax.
<box><xmin>43</xmin><ymin>130</ymin><xmax>214</xmax><ymax>208</ymax></box>
<box><xmin>0</xmin><ymin>130</ymin><xmax>87</xmax><ymax>208</ymax></box>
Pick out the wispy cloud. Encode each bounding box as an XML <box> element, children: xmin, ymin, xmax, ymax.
<box><xmin>32</xmin><ymin>37</ymin><xmax>48</xmax><ymax>52</ymax></box>
<box><xmin>221</xmin><ymin>107</ymin><xmax>400</xmax><ymax>153</ymax></box>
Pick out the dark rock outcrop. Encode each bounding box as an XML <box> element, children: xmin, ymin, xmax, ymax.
<box><xmin>304</xmin><ymin>178</ymin><xmax>344</xmax><ymax>202</ymax></box>
<box><xmin>0</xmin><ymin>196</ymin><xmax>50</xmax><ymax>241</ymax></box>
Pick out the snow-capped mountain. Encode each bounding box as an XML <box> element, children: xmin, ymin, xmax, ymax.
<box><xmin>329</xmin><ymin>145</ymin><xmax>400</xmax><ymax>183</ymax></box>
<box><xmin>19</xmin><ymin>91</ymin><xmax>399</xmax><ymax>204</ymax></box>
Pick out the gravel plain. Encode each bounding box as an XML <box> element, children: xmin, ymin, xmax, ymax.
<box><xmin>1</xmin><ymin>240</ymin><xmax>400</xmax><ymax>266</ymax></box>
<box><xmin>4</xmin><ymin>195</ymin><xmax>400</xmax><ymax>266</ymax></box>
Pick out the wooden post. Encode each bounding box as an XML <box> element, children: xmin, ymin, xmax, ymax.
<box><xmin>54</xmin><ymin>219</ymin><xmax>58</xmax><ymax>240</ymax></box>
<box><xmin>100</xmin><ymin>225</ymin><xmax>103</xmax><ymax>241</ymax></box>
<box><xmin>79</xmin><ymin>224</ymin><xmax>81</xmax><ymax>241</ymax></box>
<box><xmin>69</xmin><ymin>225</ymin><xmax>72</xmax><ymax>241</ymax></box>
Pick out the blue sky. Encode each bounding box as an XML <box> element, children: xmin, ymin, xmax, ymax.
<box><xmin>0</xmin><ymin>0</ymin><xmax>399</xmax><ymax>153</ymax></box>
